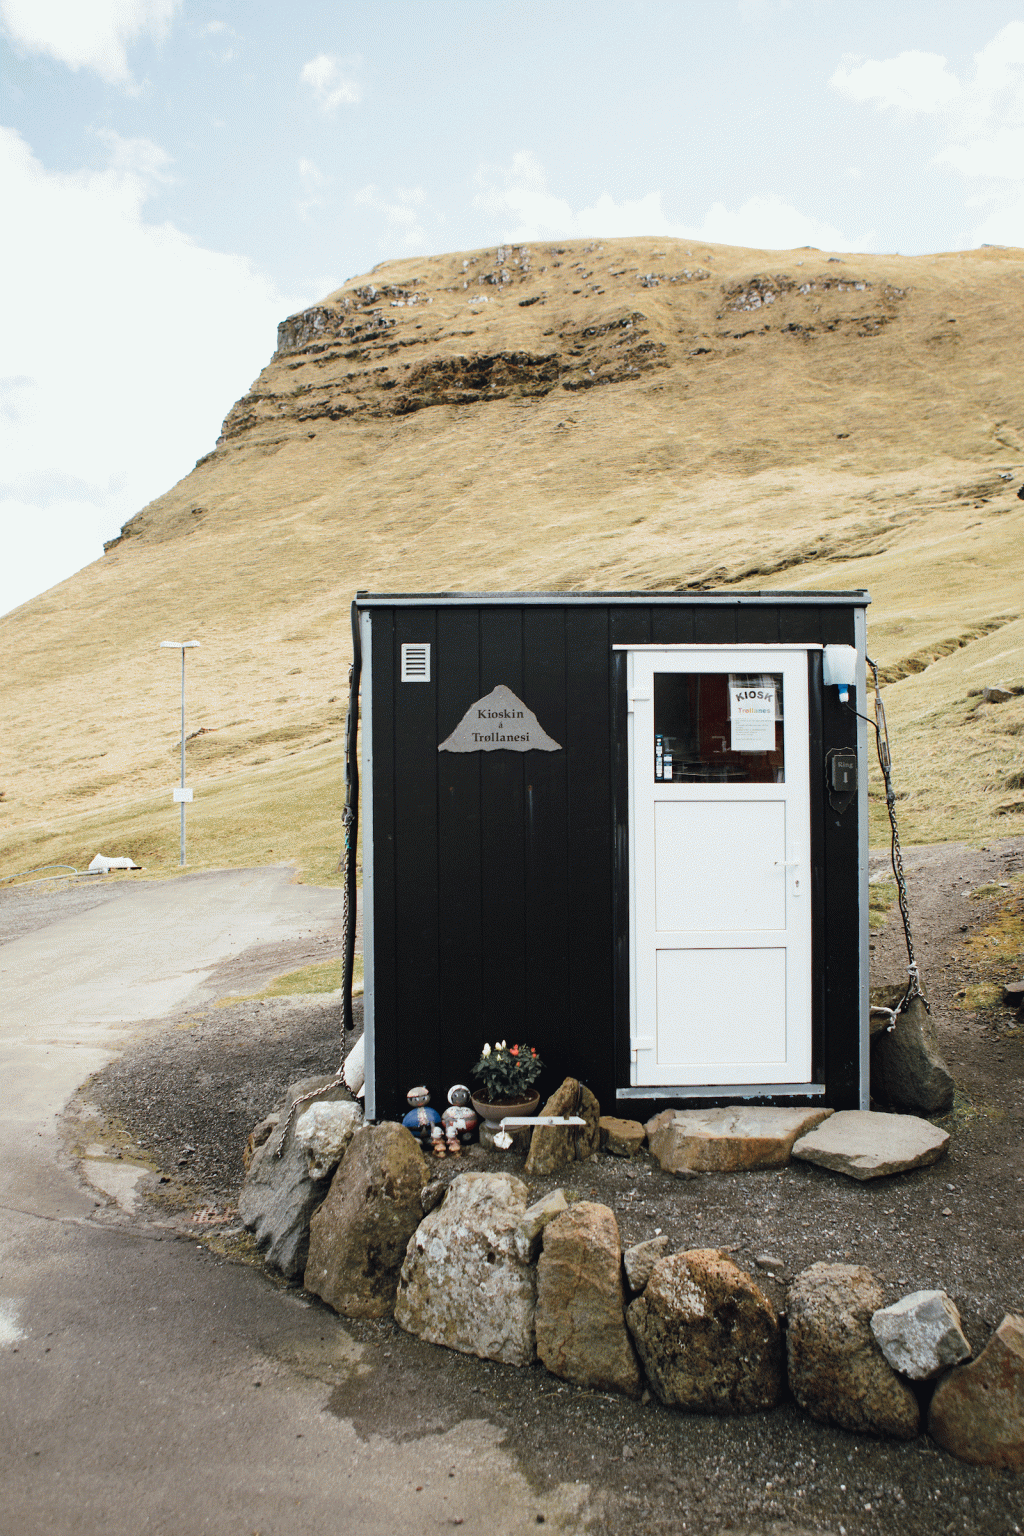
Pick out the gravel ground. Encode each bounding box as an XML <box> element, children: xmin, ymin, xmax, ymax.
<box><xmin>56</xmin><ymin>840</ymin><xmax>1024</xmax><ymax>1534</ymax></box>
<box><xmin>0</xmin><ymin>872</ymin><xmax>131</xmax><ymax>942</ymax></box>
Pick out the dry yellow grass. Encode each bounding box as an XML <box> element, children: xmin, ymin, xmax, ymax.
<box><xmin>2</xmin><ymin>236</ymin><xmax>1021</xmax><ymax>881</ymax></box>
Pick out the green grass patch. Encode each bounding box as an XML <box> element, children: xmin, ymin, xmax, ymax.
<box><xmin>962</xmin><ymin>982</ymin><xmax>1005</xmax><ymax>1011</ymax></box>
<box><xmin>217</xmin><ymin>954</ymin><xmax>363</xmax><ymax>1007</ymax></box>
<box><xmin>929</xmin><ymin>1084</ymin><xmax>1004</xmax><ymax>1136</ymax></box>
<box><xmin>868</xmin><ymin>880</ymin><xmax>897</xmax><ymax>930</ymax></box>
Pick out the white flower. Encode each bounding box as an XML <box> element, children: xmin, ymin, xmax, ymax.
<box><xmin>499</xmin><ymin>1040</ymin><xmax>507</xmax><ymax>1050</ymax></box>
<box><xmin>482</xmin><ymin>1043</ymin><xmax>491</xmax><ymax>1057</ymax></box>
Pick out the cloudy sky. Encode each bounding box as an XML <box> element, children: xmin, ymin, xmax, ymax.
<box><xmin>2</xmin><ymin>1</ymin><xmax>1022</xmax><ymax>614</ymax></box>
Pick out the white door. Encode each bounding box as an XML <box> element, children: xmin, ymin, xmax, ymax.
<box><xmin>627</xmin><ymin>647</ymin><xmax>813</xmax><ymax>1088</ymax></box>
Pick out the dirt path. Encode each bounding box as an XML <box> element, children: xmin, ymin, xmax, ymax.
<box><xmin>47</xmin><ymin>840</ymin><xmax>1023</xmax><ymax>1536</ymax></box>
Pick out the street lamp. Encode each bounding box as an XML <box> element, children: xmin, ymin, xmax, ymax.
<box><xmin>159</xmin><ymin>640</ymin><xmax>200</xmax><ymax>866</ymax></box>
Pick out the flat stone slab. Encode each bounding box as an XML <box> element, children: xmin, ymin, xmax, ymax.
<box><xmin>792</xmin><ymin>1110</ymin><xmax>949</xmax><ymax>1180</ymax></box>
<box><xmin>646</xmin><ymin>1106</ymin><xmax>834</xmax><ymax>1173</ymax></box>
<box><xmin>599</xmin><ymin>1116</ymin><xmax>646</xmax><ymax>1157</ymax></box>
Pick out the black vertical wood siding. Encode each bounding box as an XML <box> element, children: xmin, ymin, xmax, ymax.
<box><xmin>364</xmin><ymin>594</ymin><xmax>865</xmax><ymax>1121</ymax></box>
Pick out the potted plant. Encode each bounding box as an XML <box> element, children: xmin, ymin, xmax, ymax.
<box><xmin>469</xmin><ymin>1040</ymin><xmax>544</xmax><ymax>1128</ymax></box>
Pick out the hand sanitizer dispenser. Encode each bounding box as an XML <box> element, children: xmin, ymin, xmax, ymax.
<box><xmin>822</xmin><ymin>644</ymin><xmax>858</xmax><ymax>704</ymax></box>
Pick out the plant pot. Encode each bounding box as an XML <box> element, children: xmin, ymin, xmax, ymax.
<box><xmin>470</xmin><ymin>1091</ymin><xmax>541</xmax><ymax>1151</ymax></box>
<box><xmin>470</xmin><ymin>1090</ymin><xmax>541</xmax><ymax>1126</ymax></box>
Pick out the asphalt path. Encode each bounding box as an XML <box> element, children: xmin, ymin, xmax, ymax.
<box><xmin>0</xmin><ymin>868</ymin><xmax>585</xmax><ymax>1536</ymax></box>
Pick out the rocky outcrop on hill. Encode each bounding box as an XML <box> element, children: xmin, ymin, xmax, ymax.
<box><xmin>214</xmin><ymin>242</ymin><xmax>912</xmax><ymax>445</ymax></box>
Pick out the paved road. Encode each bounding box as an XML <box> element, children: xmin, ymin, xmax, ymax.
<box><xmin>0</xmin><ymin>868</ymin><xmax>584</xmax><ymax>1536</ymax></box>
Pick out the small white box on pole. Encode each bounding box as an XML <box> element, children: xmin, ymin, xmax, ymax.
<box><xmin>173</xmin><ymin>787</ymin><xmax>193</xmax><ymax>803</ymax></box>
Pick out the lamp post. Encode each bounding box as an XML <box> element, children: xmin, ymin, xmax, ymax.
<box><xmin>159</xmin><ymin>640</ymin><xmax>200</xmax><ymax>866</ymax></box>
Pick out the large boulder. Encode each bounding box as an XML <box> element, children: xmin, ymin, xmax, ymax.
<box><xmin>535</xmin><ymin>1203</ymin><xmax>641</xmax><ymax>1398</ymax></box>
<box><xmin>791</xmin><ymin>1110</ymin><xmax>949</xmax><ymax>1180</ymax></box>
<box><xmin>524</xmin><ymin>1078</ymin><xmax>600</xmax><ymax>1176</ymax></box>
<box><xmin>626</xmin><ymin>1249</ymin><xmax>782</xmax><ymax>1414</ymax></box>
<box><xmin>304</xmin><ymin>1123</ymin><xmax>429</xmax><ymax>1318</ymax></box>
<box><xmin>870</xmin><ymin>993</ymin><xmax>955</xmax><ymax>1115</ymax></box>
<box><xmin>238</xmin><ymin>1077</ymin><xmax>362</xmax><ymax>1278</ymax></box>
<box><xmin>870</xmin><ymin>1290</ymin><xmax>971</xmax><ymax>1380</ymax></box>
<box><xmin>394</xmin><ymin>1172</ymin><xmax>538</xmax><ymax>1366</ymax></box>
<box><xmin>786</xmin><ymin>1263</ymin><xmax>919</xmax><ymax>1439</ymax></box>
<box><xmin>928</xmin><ymin>1314</ymin><xmax>1024</xmax><ymax>1469</ymax></box>
<box><xmin>646</xmin><ymin>1106</ymin><xmax>833</xmax><ymax>1174</ymax></box>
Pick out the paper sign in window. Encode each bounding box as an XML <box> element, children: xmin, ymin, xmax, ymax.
<box><xmin>730</xmin><ymin>685</ymin><xmax>776</xmax><ymax>751</ymax></box>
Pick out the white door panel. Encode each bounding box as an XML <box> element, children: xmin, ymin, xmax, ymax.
<box><xmin>629</xmin><ymin>646</ymin><xmax>812</xmax><ymax>1088</ymax></box>
<box><xmin>655</xmin><ymin>800</ymin><xmax>787</xmax><ymax>932</ymax></box>
<box><xmin>655</xmin><ymin>947</ymin><xmax>787</xmax><ymax>1067</ymax></box>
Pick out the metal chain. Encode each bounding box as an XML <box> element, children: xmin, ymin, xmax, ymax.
<box><xmin>868</xmin><ymin>658</ymin><xmax>929</xmax><ymax>1018</ymax></box>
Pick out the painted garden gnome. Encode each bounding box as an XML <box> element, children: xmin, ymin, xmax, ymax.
<box><xmin>441</xmin><ymin>1083</ymin><xmax>478</xmax><ymax>1153</ymax></box>
<box><xmin>402</xmin><ymin>1085</ymin><xmax>441</xmax><ymax>1147</ymax></box>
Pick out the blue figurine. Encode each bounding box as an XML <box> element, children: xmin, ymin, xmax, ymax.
<box><xmin>402</xmin><ymin>1085</ymin><xmax>442</xmax><ymax>1149</ymax></box>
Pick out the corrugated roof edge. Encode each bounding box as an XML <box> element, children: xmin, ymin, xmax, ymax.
<box><xmin>353</xmin><ymin>589</ymin><xmax>870</xmax><ymax>607</ymax></box>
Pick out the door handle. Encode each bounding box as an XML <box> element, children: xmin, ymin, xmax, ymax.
<box><xmin>775</xmin><ymin>860</ymin><xmax>804</xmax><ymax>896</ymax></box>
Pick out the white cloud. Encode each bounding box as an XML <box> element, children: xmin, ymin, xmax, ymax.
<box><xmin>831</xmin><ymin>23</ymin><xmax>1024</xmax><ymax>248</ymax></box>
<box><xmin>0</xmin><ymin>127</ymin><xmax>298</xmax><ymax>615</ymax></box>
<box><xmin>0</xmin><ymin>0</ymin><xmax>180</xmax><ymax>85</ymax></box>
<box><xmin>935</xmin><ymin>124</ymin><xmax>1024</xmax><ymax>181</ymax></box>
<box><xmin>831</xmin><ymin>50</ymin><xmax>961</xmax><ymax>113</ymax></box>
<box><xmin>937</xmin><ymin>23</ymin><xmax>1024</xmax><ymax>198</ymax></box>
<box><xmin>971</xmin><ymin>20</ymin><xmax>1024</xmax><ymax>102</ymax></box>
<box><xmin>300</xmin><ymin>53</ymin><xmax>362</xmax><ymax>113</ymax></box>
<box><xmin>697</xmin><ymin>195</ymin><xmax>863</xmax><ymax>251</ymax></box>
<box><xmin>297</xmin><ymin>156</ymin><xmax>328</xmax><ymax>221</ymax></box>
<box><xmin>354</xmin><ymin>184</ymin><xmax>427</xmax><ymax>248</ymax></box>
<box><xmin>473</xmin><ymin>151</ymin><xmax>864</xmax><ymax>251</ymax></box>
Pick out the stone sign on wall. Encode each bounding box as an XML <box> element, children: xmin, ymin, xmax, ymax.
<box><xmin>439</xmin><ymin>684</ymin><xmax>562</xmax><ymax>754</ymax></box>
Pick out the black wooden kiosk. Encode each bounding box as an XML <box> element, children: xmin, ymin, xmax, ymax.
<box><xmin>350</xmin><ymin>590</ymin><xmax>870</xmax><ymax>1124</ymax></box>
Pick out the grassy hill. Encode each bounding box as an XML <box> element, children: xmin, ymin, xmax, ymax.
<box><xmin>2</xmin><ymin>236</ymin><xmax>1022</xmax><ymax>885</ymax></box>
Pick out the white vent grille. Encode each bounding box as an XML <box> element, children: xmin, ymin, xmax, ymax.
<box><xmin>400</xmin><ymin>643</ymin><xmax>431</xmax><ymax>682</ymax></box>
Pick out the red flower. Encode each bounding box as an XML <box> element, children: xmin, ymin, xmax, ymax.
<box><xmin>510</xmin><ymin>1045</ymin><xmax>519</xmax><ymax>1056</ymax></box>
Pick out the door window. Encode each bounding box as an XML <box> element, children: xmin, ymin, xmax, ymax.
<box><xmin>653</xmin><ymin>671</ymin><xmax>785</xmax><ymax>783</ymax></box>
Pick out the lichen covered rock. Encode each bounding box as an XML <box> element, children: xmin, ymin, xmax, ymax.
<box><xmin>395</xmin><ymin>1172</ymin><xmax>538</xmax><ymax>1366</ymax></box>
<box><xmin>535</xmin><ymin>1203</ymin><xmax>641</xmax><ymax>1397</ymax></box>
<box><xmin>304</xmin><ymin>1122</ymin><xmax>429</xmax><ymax>1318</ymax></box>
<box><xmin>524</xmin><ymin>1078</ymin><xmax>600</xmax><ymax>1176</ymax></box>
<box><xmin>626</xmin><ymin>1249</ymin><xmax>782</xmax><ymax>1413</ymax></box>
<box><xmin>238</xmin><ymin>1076</ymin><xmax>360</xmax><ymax>1278</ymax></box>
<box><xmin>786</xmin><ymin>1263</ymin><xmax>919</xmax><ymax>1438</ymax></box>
<box><xmin>928</xmin><ymin>1314</ymin><xmax>1024</xmax><ymax>1469</ymax></box>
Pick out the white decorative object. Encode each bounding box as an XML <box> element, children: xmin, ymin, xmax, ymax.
<box><xmin>342</xmin><ymin>1035</ymin><xmax>365</xmax><ymax>1096</ymax></box>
